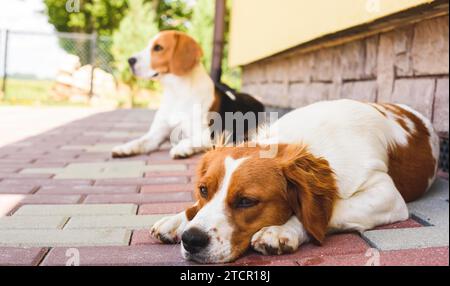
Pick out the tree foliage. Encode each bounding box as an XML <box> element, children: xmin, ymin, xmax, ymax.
<box><xmin>111</xmin><ymin>0</ymin><xmax>158</xmax><ymax>85</ymax></box>
<box><xmin>44</xmin><ymin>0</ymin><xmax>191</xmax><ymax>35</ymax></box>
<box><xmin>188</xmin><ymin>0</ymin><xmax>240</xmax><ymax>89</ymax></box>
<box><xmin>44</xmin><ymin>0</ymin><xmax>241</xmax><ymax>89</ymax></box>
<box><xmin>188</xmin><ymin>0</ymin><xmax>214</xmax><ymax>71</ymax></box>
<box><xmin>44</xmin><ymin>0</ymin><xmax>129</xmax><ymax>36</ymax></box>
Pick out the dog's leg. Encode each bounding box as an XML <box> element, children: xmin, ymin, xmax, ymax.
<box><xmin>169</xmin><ymin>125</ymin><xmax>212</xmax><ymax>159</ymax></box>
<box><xmin>328</xmin><ymin>172</ymin><xmax>409</xmax><ymax>233</ymax></box>
<box><xmin>169</xmin><ymin>139</ymin><xmax>197</xmax><ymax>159</ymax></box>
<box><xmin>112</xmin><ymin>114</ymin><xmax>170</xmax><ymax>158</ymax></box>
<box><xmin>150</xmin><ymin>212</ymin><xmax>188</xmax><ymax>244</ymax></box>
<box><xmin>251</xmin><ymin>216</ymin><xmax>309</xmax><ymax>255</ymax></box>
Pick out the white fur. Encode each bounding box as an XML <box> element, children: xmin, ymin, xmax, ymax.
<box><xmin>112</xmin><ymin>38</ymin><xmax>214</xmax><ymax>158</ymax></box>
<box><xmin>251</xmin><ymin>216</ymin><xmax>309</xmax><ymax>255</ymax></box>
<box><xmin>150</xmin><ymin>211</ymin><xmax>188</xmax><ymax>243</ymax></box>
<box><xmin>181</xmin><ymin>156</ymin><xmax>247</xmax><ymax>263</ymax></box>
<box><xmin>259</xmin><ymin>99</ymin><xmax>437</xmax><ymax>233</ymax></box>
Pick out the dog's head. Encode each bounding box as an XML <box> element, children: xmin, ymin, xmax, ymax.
<box><xmin>128</xmin><ymin>30</ymin><xmax>203</xmax><ymax>79</ymax></box>
<box><xmin>182</xmin><ymin>144</ymin><xmax>337</xmax><ymax>263</ymax></box>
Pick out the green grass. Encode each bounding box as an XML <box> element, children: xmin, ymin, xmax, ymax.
<box><xmin>0</xmin><ymin>78</ymin><xmax>88</xmax><ymax>106</ymax></box>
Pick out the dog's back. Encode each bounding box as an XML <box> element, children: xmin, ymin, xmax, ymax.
<box><xmin>209</xmin><ymin>81</ymin><xmax>265</xmax><ymax>142</ymax></box>
<box><xmin>262</xmin><ymin>99</ymin><xmax>439</xmax><ymax>203</ymax></box>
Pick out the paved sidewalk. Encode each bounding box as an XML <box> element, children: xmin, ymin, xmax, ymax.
<box><xmin>0</xmin><ymin>108</ymin><xmax>448</xmax><ymax>266</ymax></box>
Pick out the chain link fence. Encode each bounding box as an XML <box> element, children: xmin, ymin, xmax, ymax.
<box><xmin>0</xmin><ymin>29</ymin><xmax>116</xmax><ymax>104</ymax></box>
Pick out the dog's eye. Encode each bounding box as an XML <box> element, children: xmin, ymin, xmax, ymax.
<box><xmin>153</xmin><ymin>44</ymin><xmax>163</xmax><ymax>52</ymax></box>
<box><xmin>235</xmin><ymin>197</ymin><xmax>259</xmax><ymax>209</ymax></box>
<box><xmin>199</xmin><ymin>185</ymin><xmax>208</xmax><ymax>198</ymax></box>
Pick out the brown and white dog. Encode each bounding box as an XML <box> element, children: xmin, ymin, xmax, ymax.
<box><xmin>150</xmin><ymin>99</ymin><xmax>439</xmax><ymax>263</ymax></box>
<box><xmin>112</xmin><ymin>30</ymin><xmax>264</xmax><ymax>159</ymax></box>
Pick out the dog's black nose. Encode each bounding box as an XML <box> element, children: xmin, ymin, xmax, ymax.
<box><xmin>182</xmin><ymin>227</ymin><xmax>210</xmax><ymax>254</ymax></box>
<box><xmin>128</xmin><ymin>57</ymin><xmax>137</xmax><ymax>67</ymax></box>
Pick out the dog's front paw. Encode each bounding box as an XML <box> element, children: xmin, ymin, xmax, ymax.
<box><xmin>112</xmin><ymin>139</ymin><xmax>144</xmax><ymax>158</ymax></box>
<box><xmin>170</xmin><ymin>141</ymin><xmax>195</xmax><ymax>159</ymax></box>
<box><xmin>150</xmin><ymin>213</ymin><xmax>186</xmax><ymax>244</ymax></box>
<box><xmin>251</xmin><ymin>225</ymin><xmax>300</xmax><ymax>255</ymax></box>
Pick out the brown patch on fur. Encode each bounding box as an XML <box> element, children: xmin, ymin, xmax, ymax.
<box><xmin>279</xmin><ymin>144</ymin><xmax>338</xmax><ymax>243</ymax></box>
<box><xmin>368</xmin><ymin>103</ymin><xmax>387</xmax><ymax>117</ymax></box>
<box><xmin>150</xmin><ymin>30</ymin><xmax>202</xmax><ymax>76</ymax></box>
<box><xmin>382</xmin><ymin>104</ymin><xmax>436</xmax><ymax>202</ymax></box>
<box><xmin>381</xmin><ymin>103</ymin><xmax>413</xmax><ymax>133</ymax></box>
<box><xmin>185</xmin><ymin>204</ymin><xmax>200</xmax><ymax>221</ymax></box>
<box><xmin>191</xmin><ymin>144</ymin><xmax>337</xmax><ymax>260</ymax></box>
<box><xmin>225</xmin><ymin>146</ymin><xmax>294</xmax><ymax>258</ymax></box>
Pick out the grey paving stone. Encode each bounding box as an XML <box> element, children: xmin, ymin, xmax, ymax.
<box><xmin>407</xmin><ymin>179</ymin><xmax>449</xmax><ymax>227</ymax></box>
<box><xmin>53</xmin><ymin>161</ymin><xmax>148</xmax><ymax>179</ymax></box>
<box><xmin>65</xmin><ymin>215</ymin><xmax>166</xmax><ymax>230</ymax></box>
<box><xmin>0</xmin><ymin>216</ymin><xmax>68</xmax><ymax>229</ymax></box>
<box><xmin>14</xmin><ymin>204</ymin><xmax>137</xmax><ymax>216</ymax></box>
<box><xmin>362</xmin><ymin>178</ymin><xmax>449</xmax><ymax>251</ymax></box>
<box><xmin>362</xmin><ymin>226</ymin><xmax>449</xmax><ymax>251</ymax></box>
<box><xmin>0</xmin><ymin>229</ymin><xmax>131</xmax><ymax>247</ymax></box>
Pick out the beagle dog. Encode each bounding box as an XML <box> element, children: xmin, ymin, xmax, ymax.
<box><xmin>150</xmin><ymin>99</ymin><xmax>439</xmax><ymax>263</ymax></box>
<box><xmin>112</xmin><ymin>30</ymin><xmax>264</xmax><ymax>159</ymax></box>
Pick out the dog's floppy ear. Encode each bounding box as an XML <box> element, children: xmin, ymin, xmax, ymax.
<box><xmin>170</xmin><ymin>33</ymin><xmax>203</xmax><ymax>76</ymax></box>
<box><xmin>279</xmin><ymin>144</ymin><xmax>337</xmax><ymax>244</ymax></box>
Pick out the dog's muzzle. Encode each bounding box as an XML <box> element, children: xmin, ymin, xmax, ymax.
<box><xmin>181</xmin><ymin>227</ymin><xmax>210</xmax><ymax>254</ymax></box>
<box><xmin>128</xmin><ymin>57</ymin><xmax>137</xmax><ymax>68</ymax></box>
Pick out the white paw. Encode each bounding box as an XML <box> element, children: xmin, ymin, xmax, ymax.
<box><xmin>170</xmin><ymin>141</ymin><xmax>195</xmax><ymax>159</ymax></box>
<box><xmin>150</xmin><ymin>213</ymin><xmax>186</xmax><ymax>244</ymax></box>
<box><xmin>251</xmin><ymin>225</ymin><xmax>300</xmax><ymax>255</ymax></box>
<box><xmin>112</xmin><ymin>139</ymin><xmax>145</xmax><ymax>158</ymax></box>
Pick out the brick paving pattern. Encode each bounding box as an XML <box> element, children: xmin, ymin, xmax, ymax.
<box><xmin>0</xmin><ymin>108</ymin><xmax>448</xmax><ymax>266</ymax></box>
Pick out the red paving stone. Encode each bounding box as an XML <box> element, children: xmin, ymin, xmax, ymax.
<box><xmin>0</xmin><ymin>173</ymin><xmax>54</xmax><ymax>179</ymax></box>
<box><xmin>233</xmin><ymin>233</ymin><xmax>369</xmax><ymax>265</ymax></box>
<box><xmin>41</xmin><ymin>245</ymin><xmax>192</xmax><ymax>266</ymax></box>
<box><xmin>296</xmin><ymin>247</ymin><xmax>449</xmax><ymax>266</ymax></box>
<box><xmin>378</xmin><ymin>247</ymin><xmax>449</xmax><ymax>266</ymax></box>
<box><xmin>83</xmin><ymin>192</ymin><xmax>193</xmax><ymax>204</ymax></box>
<box><xmin>0</xmin><ymin>179</ymin><xmax>93</xmax><ymax>187</ymax></box>
<box><xmin>0</xmin><ymin>194</ymin><xmax>82</xmax><ymax>215</ymax></box>
<box><xmin>0</xmin><ymin>167</ymin><xmax>20</xmax><ymax>173</ymax></box>
<box><xmin>0</xmin><ymin>248</ymin><xmax>48</xmax><ymax>266</ymax></box>
<box><xmin>94</xmin><ymin>177</ymin><xmax>188</xmax><ymax>186</ymax></box>
<box><xmin>144</xmin><ymin>170</ymin><xmax>195</xmax><ymax>177</ymax></box>
<box><xmin>0</xmin><ymin>185</ymin><xmax>37</xmax><ymax>194</ymax></box>
<box><xmin>374</xmin><ymin>218</ymin><xmax>423</xmax><ymax>230</ymax></box>
<box><xmin>138</xmin><ymin>202</ymin><xmax>193</xmax><ymax>214</ymax></box>
<box><xmin>130</xmin><ymin>229</ymin><xmax>161</xmax><ymax>245</ymax></box>
<box><xmin>11</xmin><ymin>194</ymin><xmax>82</xmax><ymax>205</ymax></box>
<box><xmin>37</xmin><ymin>186</ymin><xmax>138</xmax><ymax>195</ymax></box>
<box><xmin>140</xmin><ymin>183</ymin><xmax>195</xmax><ymax>193</ymax></box>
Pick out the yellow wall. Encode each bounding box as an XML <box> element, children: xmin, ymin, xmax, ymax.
<box><xmin>229</xmin><ymin>0</ymin><xmax>434</xmax><ymax>66</ymax></box>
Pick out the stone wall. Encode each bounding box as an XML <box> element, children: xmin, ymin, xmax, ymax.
<box><xmin>241</xmin><ymin>15</ymin><xmax>449</xmax><ymax>135</ymax></box>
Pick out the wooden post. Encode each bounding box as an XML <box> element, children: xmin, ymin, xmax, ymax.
<box><xmin>210</xmin><ymin>0</ymin><xmax>226</xmax><ymax>83</ymax></box>
<box><xmin>89</xmin><ymin>32</ymin><xmax>97</xmax><ymax>97</ymax></box>
<box><xmin>1</xmin><ymin>29</ymin><xmax>9</xmax><ymax>94</ymax></box>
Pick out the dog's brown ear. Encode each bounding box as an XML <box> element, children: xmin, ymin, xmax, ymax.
<box><xmin>170</xmin><ymin>33</ymin><xmax>203</xmax><ymax>76</ymax></box>
<box><xmin>280</xmin><ymin>144</ymin><xmax>337</xmax><ymax>244</ymax></box>
<box><xmin>185</xmin><ymin>202</ymin><xmax>200</xmax><ymax>221</ymax></box>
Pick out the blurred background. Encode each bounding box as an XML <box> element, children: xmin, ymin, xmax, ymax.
<box><xmin>0</xmin><ymin>0</ymin><xmax>448</xmax><ymax>175</ymax></box>
<box><xmin>0</xmin><ymin>0</ymin><xmax>239</xmax><ymax>108</ymax></box>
